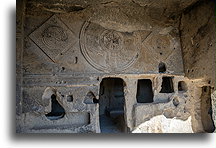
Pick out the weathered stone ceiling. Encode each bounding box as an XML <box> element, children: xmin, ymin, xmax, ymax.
<box><xmin>26</xmin><ymin>0</ymin><xmax>200</xmax><ymax>19</ymax></box>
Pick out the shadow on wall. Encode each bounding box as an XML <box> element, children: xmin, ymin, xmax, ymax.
<box><xmin>201</xmin><ymin>86</ymin><xmax>215</xmax><ymax>133</ymax></box>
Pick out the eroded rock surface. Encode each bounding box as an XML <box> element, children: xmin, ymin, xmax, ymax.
<box><xmin>16</xmin><ymin>0</ymin><xmax>215</xmax><ymax>133</ymax></box>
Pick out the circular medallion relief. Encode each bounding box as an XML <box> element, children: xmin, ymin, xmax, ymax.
<box><xmin>99</xmin><ymin>30</ymin><xmax>123</xmax><ymax>52</ymax></box>
<box><xmin>80</xmin><ymin>21</ymin><xmax>140</xmax><ymax>73</ymax></box>
<box><xmin>42</xmin><ymin>26</ymin><xmax>68</xmax><ymax>49</ymax></box>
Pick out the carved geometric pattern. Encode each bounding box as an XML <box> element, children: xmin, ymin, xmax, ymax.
<box><xmin>80</xmin><ymin>20</ymin><xmax>141</xmax><ymax>73</ymax></box>
<box><xmin>29</xmin><ymin>15</ymin><xmax>76</xmax><ymax>62</ymax></box>
<box><xmin>143</xmin><ymin>32</ymin><xmax>176</xmax><ymax>62</ymax></box>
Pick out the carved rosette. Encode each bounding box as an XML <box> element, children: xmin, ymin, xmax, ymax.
<box><xmin>29</xmin><ymin>15</ymin><xmax>76</xmax><ymax>62</ymax></box>
<box><xmin>80</xmin><ymin>21</ymin><xmax>141</xmax><ymax>73</ymax></box>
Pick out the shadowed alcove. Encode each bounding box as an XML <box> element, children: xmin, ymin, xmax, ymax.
<box><xmin>99</xmin><ymin>78</ymin><xmax>126</xmax><ymax>133</ymax></box>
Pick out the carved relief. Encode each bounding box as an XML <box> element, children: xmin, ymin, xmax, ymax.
<box><xmin>42</xmin><ymin>26</ymin><xmax>68</xmax><ymax>49</ymax></box>
<box><xmin>28</xmin><ymin>15</ymin><xmax>181</xmax><ymax>73</ymax></box>
<box><xmin>80</xmin><ymin>21</ymin><xmax>141</xmax><ymax>73</ymax></box>
<box><xmin>99</xmin><ymin>30</ymin><xmax>123</xmax><ymax>52</ymax></box>
<box><xmin>29</xmin><ymin>15</ymin><xmax>76</xmax><ymax>62</ymax></box>
<box><xmin>143</xmin><ymin>32</ymin><xmax>176</xmax><ymax>62</ymax></box>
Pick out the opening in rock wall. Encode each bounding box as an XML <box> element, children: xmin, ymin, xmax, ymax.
<box><xmin>201</xmin><ymin>86</ymin><xmax>215</xmax><ymax>133</ymax></box>
<box><xmin>99</xmin><ymin>78</ymin><xmax>126</xmax><ymax>133</ymax></box>
<box><xmin>159</xmin><ymin>62</ymin><xmax>166</xmax><ymax>73</ymax></box>
<box><xmin>67</xmin><ymin>95</ymin><xmax>73</xmax><ymax>102</ymax></box>
<box><xmin>84</xmin><ymin>91</ymin><xmax>98</xmax><ymax>104</ymax></box>
<box><xmin>160</xmin><ymin>77</ymin><xmax>174</xmax><ymax>93</ymax></box>
<box><xmin>45</xmin><ymin>94</ymin><xmax>65</xmax><ymax>120</ymax></box>
<box><xmin>178</xmin><ymin>81</ymin><xmax>187</xmax><ymax>92</ymax></box>
<box><xmin>136</xmin><ymin>79</ymin><xmax>153</xmax><ymax>103</ymax></box>
<box><xmin>93</xmin><ymin>98</ymin><xmax>99</xmax><ymax>103</ymax></box>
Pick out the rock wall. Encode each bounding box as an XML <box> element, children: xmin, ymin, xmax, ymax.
<box><xmin>180</xmin><ymin>0</ymin><xmax>215</xmax><ymax>131</ymax></box>
<box><xmin>16</xmin><ymin>0</ymin><xmax>215</xmax><ymax>133</ymax></box>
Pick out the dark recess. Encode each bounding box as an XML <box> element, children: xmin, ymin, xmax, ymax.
<box><xmin>136</xmin><ymin>79</ymin><xmax>154</xmax><ymax>103</ymax></box>
<box><xmin>45</xmin><ymin>94</ymin><xmax>65</xmax><ymax>120</ymax></box>
<box><xmin>159</xmin><ymin>62</ymin><xmax>166</xmax><ymax>73</ymax></box>
<box><xmin>201</xmin><ymin>86</ymin><xmax>215</xmax><ymax>133</ymax></box>
<box><xmin>160</xmin><ymin>77</ymin><xmax>174</xmax><ymax>93</ymax></box>
<box><xmin>178</xmin><ymin>81</ymin><xmax>187</xmax><ymax>92</ymax></box>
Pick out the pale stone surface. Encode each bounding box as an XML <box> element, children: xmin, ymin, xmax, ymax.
<box><xmin>132</xmin><ymin>115</ymin><xmax>193</xmax><ymax>133</ymax></box>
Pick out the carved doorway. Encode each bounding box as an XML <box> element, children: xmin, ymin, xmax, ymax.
<box><xmin>99</xmin><ymin>78</ymin><xmax>126</xmax><ymax>133</ymax></box>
